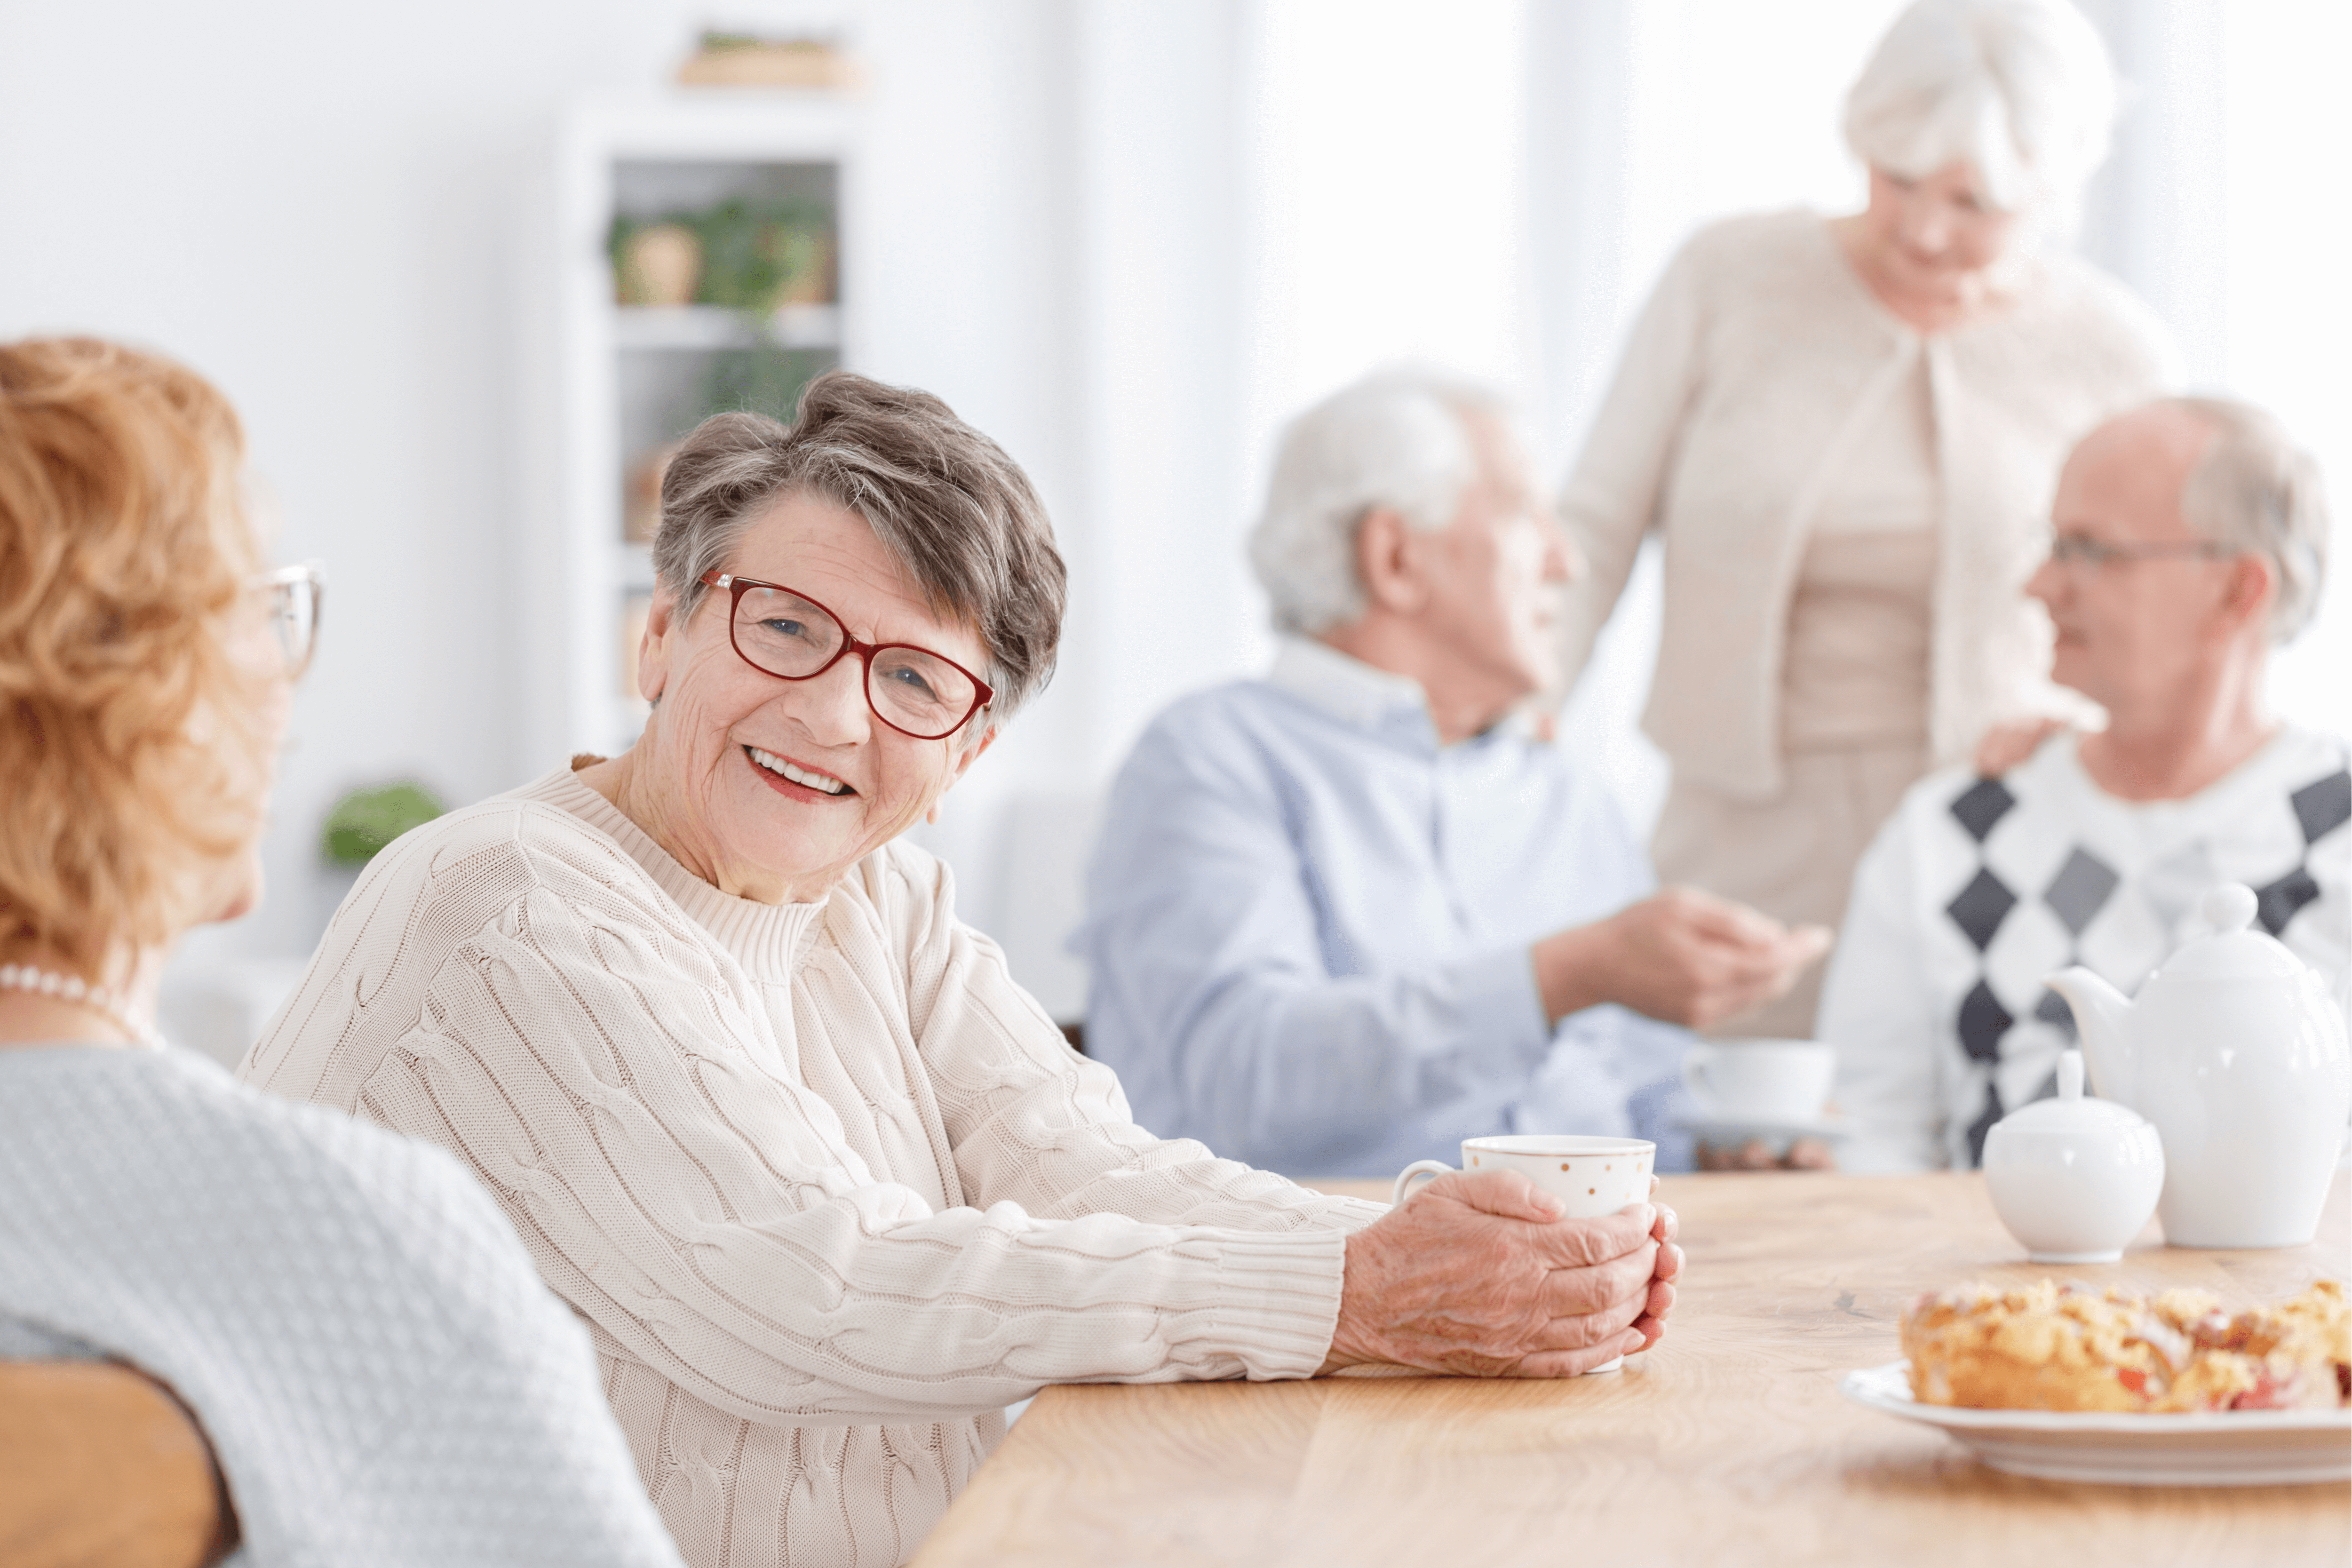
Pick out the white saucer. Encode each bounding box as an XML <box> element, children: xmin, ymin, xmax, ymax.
<box><xmin>1839</xmin><ymin>1361</ymin><xmax>2352</xmax><ymax>1486</ymax></box>
<box><xmin>1670</xmin><ymin>1111</ymin><xmax>1852</xmax><ymax>1145</ymax></box>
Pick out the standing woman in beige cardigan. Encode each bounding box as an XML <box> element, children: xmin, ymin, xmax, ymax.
<box><xmin>1558</xmin><ymin>0</ymin><xmax>2178</xmax><ymax>1039</ymax></box>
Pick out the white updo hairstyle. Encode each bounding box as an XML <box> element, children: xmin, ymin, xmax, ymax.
<box><xmin>1248</xmin><ymin>370</ymin><xmax>1509</xmax><ymax>636</ymax></box>
<box><xmin>1844</xmin><ymin>0</ymin><xmax>2119</xmax><ymax>225</ymax></box>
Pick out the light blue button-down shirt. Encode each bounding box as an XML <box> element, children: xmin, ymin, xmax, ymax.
<box><xmin>1075</xmin><ymin>637</ymin><xmax>1696</xmax><ymax>1177</ymax></box>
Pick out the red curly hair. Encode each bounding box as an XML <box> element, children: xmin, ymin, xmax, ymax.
<box><xmin>0</xmin><ymin>338</ymin><xmax>267</xmax><ymax>978</ymax></box>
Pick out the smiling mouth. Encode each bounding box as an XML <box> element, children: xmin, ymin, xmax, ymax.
<box><xmin>745</xmin><ymin>745</ymin><xmax>857</xmax><ymax>797</ymax></box>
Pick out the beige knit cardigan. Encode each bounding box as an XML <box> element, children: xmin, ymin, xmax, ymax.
<box><xmin>1558</xmin><ymin>210</ymin><xmax>2179</xmax><ymax>800</ymax></box>
<box><xmin>242</xmin><ymin>766</ymin><xmax>1381</xmax><ymax>1568</ymax></box>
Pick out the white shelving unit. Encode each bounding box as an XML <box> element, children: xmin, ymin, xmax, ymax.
<box><xmin>519</xmin><ymin>95</ymin><xmax>856</xmax><ymax>767</ymax></box>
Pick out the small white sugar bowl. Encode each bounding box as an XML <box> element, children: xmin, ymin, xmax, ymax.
<box><xmin>1982</xmin><ymin>1050</ymin><xmax>2165</xmax><ymax>1263</ymax></box>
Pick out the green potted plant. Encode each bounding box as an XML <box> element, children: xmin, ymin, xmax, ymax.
<box><xmin>321</xmin><ymin>780</ymin><xmax>448</xmax><ymax>867</ymax></box>
<box><xmin>608</xmin><ymin>199</ymin><xmax>833</xmax><ymax>314</ymax></box>
<box><xmin>315</xmin><ymin>780</ymin><xmax>449</xmax><ymax>933</ymax></box>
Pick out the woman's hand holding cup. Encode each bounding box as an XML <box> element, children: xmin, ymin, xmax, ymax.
<box><xmin>1321</xmin><ymin>1138</ymin><xmax>1682</xmax><ymax>1379</ymax></box>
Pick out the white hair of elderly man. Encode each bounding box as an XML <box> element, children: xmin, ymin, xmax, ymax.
<box><xmin>1844</xmin><ymin>0</ymin><xmax>2118</xmax><ymax>226</ymax></box>
<box><xmin>2173</xmin><ymin>396</ymin><xmax>2333</xmax><ymax>644</ymax></box>
<box><xmin>1248</xmin><ymin>369</ymin><xmax>1518</xmax><ymax>637</ymax></box>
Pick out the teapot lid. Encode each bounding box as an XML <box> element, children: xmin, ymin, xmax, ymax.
<box><xmin>2152</xmin><ymin>884</ymin><xmax>2309</xmax><ymax>983</ymax></box>
<box><xmin>1993</xmin><ymin>1051</ymin><xmax>2146</xmax><ymax>1136</ymax></box>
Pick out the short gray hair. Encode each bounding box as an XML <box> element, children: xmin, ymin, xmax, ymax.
<box><xmin>1844</xmin><ymin>0</ymin><xmax>2117</xmax><ymax>220</ymax></box>
<box><xmin>2171</xmin><ymin>397</ymin><xmax>2331</xmax><ymax>645</ymax></box>
<box><xmin>652</xmin><ymin>370</ymin><xmax>1067</xmax><ymax>719</ymax></box>
<box><xmin>1248</xmin><ymin>370</ymin><xmax>1505</xmax><ymax>636</ymax></box>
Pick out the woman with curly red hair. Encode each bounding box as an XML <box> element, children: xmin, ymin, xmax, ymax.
<box><xmin>0</xmin><ymin>337</ymin><xmax>683</xmax><ymax>1567</ymax></box>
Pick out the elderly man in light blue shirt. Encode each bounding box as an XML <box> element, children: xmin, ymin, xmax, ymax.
<box><xmin>1075</xmin><ymin>372</ymin><xmax>1829</xmax><ymax>1177</ymax></box>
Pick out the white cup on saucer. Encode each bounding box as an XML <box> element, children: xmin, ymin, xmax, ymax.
<box><xmin>1391</xmin><ymin>1134</ymin><xmax>1659</xmax><ymax>1373</ymax></box>
<box><xmin>1679</xmin><ymin>1039</ymin><xmax>1836</xmax><ymax>1126</ymax></box>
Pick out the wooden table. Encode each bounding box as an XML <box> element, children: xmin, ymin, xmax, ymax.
<box><xmin>912</xmin><ymin>1171</ymin><xmax>2351</xmax><ymax>1568</ymax></box>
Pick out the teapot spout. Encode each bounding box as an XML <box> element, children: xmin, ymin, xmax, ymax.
<box><xmin>2046</xmin><ymin>967</ymin><xmax>2137</xmax><ymax>1109</ymax></box>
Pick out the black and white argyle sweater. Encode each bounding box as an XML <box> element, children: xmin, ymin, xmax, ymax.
<box><xmin>1820</xmin><ymin>726</ymin><xmax>2350</xmax><ymax>1172</ymax></box>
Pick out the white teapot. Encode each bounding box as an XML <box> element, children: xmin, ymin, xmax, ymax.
<box><xmin>2045</xmin><ymin>883</ymin><xmax>2351</xmax><ymax>1249</ymax></box>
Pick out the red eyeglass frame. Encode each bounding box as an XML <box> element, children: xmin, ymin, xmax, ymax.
<box><xmin>699</xmin><ymin>569</ymin><xmax>994</xmax><ymax>740</ymax></box>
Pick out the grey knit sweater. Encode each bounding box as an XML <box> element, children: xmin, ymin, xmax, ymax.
<box><xmin>0</xmin><ymin>1043</ymin><xmax>683</xmax><ymax>1568</ymax></box>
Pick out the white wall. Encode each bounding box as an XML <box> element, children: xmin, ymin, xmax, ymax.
<box><xmin>1250</xmin><ymin>0</ymin><xmax>1532</xmax><ymax>444</ymax></box>
<box><xmin>2209</xmin><ymin>1</ymin><xmax>2352</xmax><ymax>740</ymax></box>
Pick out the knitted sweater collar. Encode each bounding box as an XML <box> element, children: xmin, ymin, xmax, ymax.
<box><xmin>516</xmin><ymin>762</ymin><xmax>826</xmax><ymax>982</ymax></box>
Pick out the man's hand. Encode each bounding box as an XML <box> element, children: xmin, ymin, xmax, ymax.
<box><xmin>1695</xmin><ymin>1136</ymin><xmax>1836</xmax><ymax>1171</ymax></box>
<box><xmin>1532</xmin><ymin>887</ymin><xmax>1833</xmax><ymax>1029</ymax></box>
<box><xmin>1321</xmin><ymin>1170</ymin><xmax>1681</xmax><ymax>1378</ymax></box>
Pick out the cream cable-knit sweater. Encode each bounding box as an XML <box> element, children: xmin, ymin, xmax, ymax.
<box><xmin>243</xmin><ymin>764</ymin><xmax>1382</xmax><ymax>1568</ymax></box>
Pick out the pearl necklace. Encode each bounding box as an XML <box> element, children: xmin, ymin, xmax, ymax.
<box><xmin>0</xmin><ymin>963</ymin><xmax>167</xmax><ymax>1051</ymax></box>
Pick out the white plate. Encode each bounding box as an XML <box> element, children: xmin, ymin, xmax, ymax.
<box><xmin>1838</xmin><ymin>1361</ymin><xmax>2352</xmax><ymax>1486</ymax></box>
<box><xmin>1671</xmin><ymin>1111</ymin><xmax>1852</xmax><ymax>1144</ymax></box>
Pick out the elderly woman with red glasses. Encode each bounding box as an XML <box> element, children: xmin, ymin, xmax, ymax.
<box><xmin>247</xmin><ymin>371</ymin><xmax>1682</xmax><ymax>1568</ymax></box>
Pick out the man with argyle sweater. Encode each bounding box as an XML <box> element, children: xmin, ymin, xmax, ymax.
<box><xmin>1822</xmin><ymin>397</ymin><xmax>2348</xmax><ymax>1173</ymax></box>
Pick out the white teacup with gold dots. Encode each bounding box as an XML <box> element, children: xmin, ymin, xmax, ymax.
<box><xmin>1391</xmin><ymin>1134</ymin><xmax>1657</xmax><ymax>1217</ymax></box>
<box><xmin>1391</xmin><ymin>1134</ymin><xmax>1660</xmax><ymax>1374</ymax></box>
